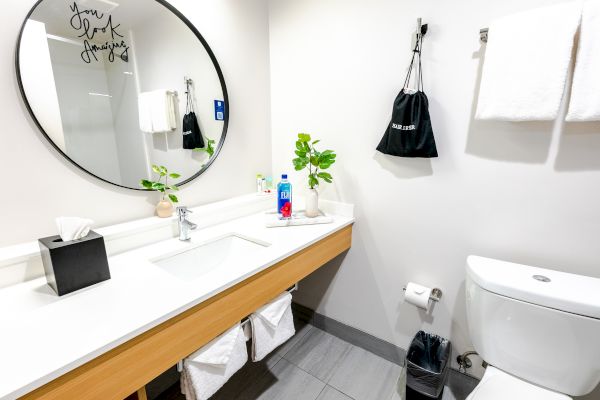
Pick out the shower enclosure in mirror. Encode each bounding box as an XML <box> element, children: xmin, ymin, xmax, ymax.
<box><xmin>16</xmin><ymin>0</ymin><xmax>228</xmax><ymax>189</ymax></box>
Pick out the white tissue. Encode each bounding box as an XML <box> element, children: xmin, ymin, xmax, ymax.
<box><xmin>56</xmin><ymin>217</ymin><xmax>94</xmax><ymax>241</ymax></box>
<box><xmin>404</xmin><ymin>282</ymin><xmax>432</xmax><ymax>310</ymax></box>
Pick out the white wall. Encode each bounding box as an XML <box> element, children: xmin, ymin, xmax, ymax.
<box><xmin>104</xmin><ymin>32</ymin><xmax>151</xmax><ymax>188</ymax></box>
<box><xmin>0</xmin><ymin>0</ymin><xmax>271</xmax><ymax>247</ymax></box>
<box><xmin>132</xmin><ymin>11</ymin><xmax>224</xmax><ymax>181</ymax></box>
<box><xmin>19</xmin><ymin>20</ymin><xmax>65</xmax><ymax>152</ymax></box>
<box><xmin>48</xmin><ymin>38</ymin><xmax>123</xmax><ymax>183</ymax></box>
<box><xmin>268</xmin><ymin>0</ymin><xmax>600</xmax><ymax>386</ymax></box>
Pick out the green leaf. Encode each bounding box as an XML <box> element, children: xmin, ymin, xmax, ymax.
<box><xmin>297</xmin><ymin>133</ymin><xmax>311</xmax><ymax>143</ymax></box>
<box><xmin>317</xmin><ymin>172</ymin><xmax>333</xmax><ymax>183</ymax></box>
<box><xmin>151</xmin><ymin>165</ymin><xmax>161</xmax><ymax>174</ymax></box>
<box><xmin>319</xmin><ymin>151</ymin><xmax>336</xmax><ymax>163</ymax></box>
<box><xmin>293</xmin><ymin>157</ymin><xmax>309</xmax><ymax>171</ymax></box>
<box><xmin>319</xmin><ymin>160</ymin><xmax>334</xmax><ymax>169</ymax></box>
<box><xmin>308</xmin><ymin>174</ymin><xmax>319</xmax><ymax>189</ymax></box>
<box><xmin>168</xmin><ymin>194</ymin><xmax>179</xmax><ymax>203</ymax></box>
<box><xmin>159</xmin><ymin>166</ymin><xmax>167</xmax><ymax>176</ymax></box>
<box><xmin>140</xmin><ymin>179</ymin><xmax>153</xmax><ymax>189</ymax></box>
<box><xmin>169</xmin><ymin>173</ymin><xmax>181</xmax><ymax>179</ymax></box>
<box><xmin>152</xmin><ymin>182</ymin><xmax>166</xmax><ymax>191</ymax></box>
<box><xmin>295</xmin><ymin>150</ymin><xmax>307</xmax><ymax>158</ymax></box>
<box><xmin>303</xmin><ymin>142</ymin><xmax>311</xmax><ymax>152</ymax></box>
<box><xmin>310</xmin><ymin>155</ymin><xmax>319</xmax><ymax>166</ymax></box>
<box><xmin>312</xmin><ymin>140</ymin><xmax>320</xmax><ymax>145</ymax></box>
<box><xmin>169</xmin><ymin>185</ymin><xmax>179</xmax><ymax>191</ymax></box>
<box><xmin>295</xmin><ymin>141</ymin><xmax>304</xmax><ymax>151</ymax></box>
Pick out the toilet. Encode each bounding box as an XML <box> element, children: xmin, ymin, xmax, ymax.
<box><xmin>465</xmin><ymin>255</ymin><xmax>600</xmax><ymax>399</ymax></box>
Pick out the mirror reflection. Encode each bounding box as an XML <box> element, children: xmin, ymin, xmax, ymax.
<box><xmin>18</xmin><ymin>0</ymin><xmax>227</xmax><ymax>189</ymax></box>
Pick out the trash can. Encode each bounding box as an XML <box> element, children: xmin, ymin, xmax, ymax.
<box><xmin>406</xmin><ymin>331</ymin><xmax>451</xmax><ymax>399</ymax></box>
<box><xmin>393</xmin><ymin>356</ymin><xmax>407</xmax><ymax>400</ymax></box>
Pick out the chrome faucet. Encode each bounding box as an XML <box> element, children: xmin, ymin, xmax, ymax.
<box><xmin>176</xmin><ymin>206</ymin><xmax>197</xmax><ymax>241</ymax></box>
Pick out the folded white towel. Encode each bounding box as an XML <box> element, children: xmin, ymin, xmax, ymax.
<box><xmin>567</xmin><ymin>0</ymin><xmax>600</xmax><ymax>121</ymax></box>
<box><xmin>180</xmin><ymin>323</ymin><xmax>247</xmax><ymax>400</ymax></box>
<box><xmin>188</xmin><ymin>323</ymin><xmax>241</xmax><ymax>366</ymax></box>
<box><xmin>137</xmin><ymin>90</ymin><xmax>177</xmax><ymax>133</ymax></box>
<box><xmin>55</xmin><ymin>216</ymin><xmax>93</xmax><ymax>241</ymax></box>
<box><xmin>475</xmin><ymin>2</ymin><xmax>582</xmax><ymax>121</ymax></box>
<box><xmin>250</xmin><ymin>292</ymin><xmax>295</xmax><ymax>361</ymax></box>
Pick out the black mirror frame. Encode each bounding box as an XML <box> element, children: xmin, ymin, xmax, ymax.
<box><xmin>15</xmin><ymin>0</ymin><xmax>229</xmax><ymax>191</ymax></box>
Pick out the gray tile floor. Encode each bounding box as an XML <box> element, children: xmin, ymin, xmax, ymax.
<box><xmin>157</xmin><ymin>321</ymin><xmax>477</xmax><ymax>400</ymax></box>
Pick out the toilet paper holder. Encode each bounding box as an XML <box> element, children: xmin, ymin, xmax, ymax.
<box><xmin>402</xmin><ymin>286</ymin><xmax>443</xmax><ymax>302</ymax></box>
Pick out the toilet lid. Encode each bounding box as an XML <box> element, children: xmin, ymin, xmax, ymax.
<box><xmin>466</xmin><ymin>367</ymin><xmax>571</xmax><ymax>400</ymax></box>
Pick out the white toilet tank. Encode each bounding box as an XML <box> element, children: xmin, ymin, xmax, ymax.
<box><xmin>465</xmin><ymin>256</ymin><xmax>600</xmax><ymax>397</ymax></box>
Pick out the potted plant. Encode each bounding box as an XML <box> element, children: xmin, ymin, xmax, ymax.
<box><xmin>140</xmin><ymin>165</ymin><xmax>181</xmax><ymax>218</ymax></box>
<box><xmin>292</xmin><ymin>133</ymin><xmax>336</xmax><ymax>217</ymax></box>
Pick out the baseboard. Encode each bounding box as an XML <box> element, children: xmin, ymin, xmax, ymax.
<box><xmin>292</xmin><ymin>302</ymin><xmax>406</xmax><ymax>365</ymax></box>
<box><xmin>291</xmin><ymin>302</ymin><xmax>481</xmax><ymax>391</ymax></box>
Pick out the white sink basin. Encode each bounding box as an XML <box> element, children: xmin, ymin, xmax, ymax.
<box><xmin>152</xmin><ymin>234</ymin><xmax>270</xmax><ymax>281</ymax></box>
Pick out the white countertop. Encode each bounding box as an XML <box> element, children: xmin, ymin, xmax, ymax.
<box><xmin>0</xmin><ymin>210</ymin><xmax>354</xmax><ymax>399</ymax></box>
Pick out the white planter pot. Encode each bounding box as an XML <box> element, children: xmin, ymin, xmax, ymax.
<box><xmin>305</xmin><ymin>188</ymin><xmax>320</xmax><ymax>217</ymax></box>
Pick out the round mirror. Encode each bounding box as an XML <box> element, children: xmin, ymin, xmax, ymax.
<box><xmin>16</xmin><ymin>0</ymin><xmax>228</xmax><ymax>189</ymax></box>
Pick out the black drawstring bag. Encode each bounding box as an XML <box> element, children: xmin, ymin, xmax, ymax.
<box><xmin>376</xmin><ymin>36</ymin><xmax>437</xmax><ymax>158</ymax></box>
<box><xmin>182</xmin><ymin>111</ymin><xmax>204</xmax><ymax>149</ymax></box>
<box><xmin>182</xmin><ymin>81</ymin><xmax>205</xmax><ymax>150</ymax></box>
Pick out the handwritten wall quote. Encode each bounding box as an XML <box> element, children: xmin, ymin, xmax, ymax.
<box><xmin>69</xmin><ymin>1</ymin><xmax>129</xmax><ymax>64</ymax></box>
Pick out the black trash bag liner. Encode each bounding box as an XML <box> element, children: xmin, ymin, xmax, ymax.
<box><xmin>406</xmin><ymin>331</ymin><xmax>451</xmax><ymax>398</ymax></box>
<box><xmin>376</xmin><ymin>34</ymin><xmax>438</xmax><ymax>158</ymax></box>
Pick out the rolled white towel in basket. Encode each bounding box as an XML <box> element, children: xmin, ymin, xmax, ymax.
<box><xmin>250</xmin><ymin>291</ymin><xmax>295</xmax><ymax>361</ymax></box>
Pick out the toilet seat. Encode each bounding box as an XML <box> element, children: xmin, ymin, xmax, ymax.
<box><xmin>466</xmin><ymin>366</ymin><xmax>571</xmax><ymax>400</ymax></box>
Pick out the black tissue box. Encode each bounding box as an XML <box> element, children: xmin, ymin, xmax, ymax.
<box><xmin>38</xmin><ymin>230</ymin><xmax>111</xmax><ymax>296</ymax></box>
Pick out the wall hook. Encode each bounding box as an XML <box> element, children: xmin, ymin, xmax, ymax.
<box><xmin>417</xmin><ymin>18</ymin><xmax>428</xmax><ymax>37</ymax></box>
<box><xmin>413</xmin><ymin>18</ymin><xmax>428</xmax><ymax>50</ymax></box>
<box><xmin>480</xmin><ymin>28</ymin><xmax>489</xmax><ymax>43</ymax></box>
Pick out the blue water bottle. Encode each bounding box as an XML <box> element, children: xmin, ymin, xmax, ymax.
<box><xmin>277</xmin><ymin>174</ymin><xmax>292</xmax><ymax>219</ymax></box>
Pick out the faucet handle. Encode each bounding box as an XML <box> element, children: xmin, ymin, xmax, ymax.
<box><xmin>176</xmin><ymin>206</ymin><xmax>192</xmax><ymax>217</ymax></box>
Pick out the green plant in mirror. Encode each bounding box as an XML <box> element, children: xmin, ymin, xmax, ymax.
<box><xmin>140</xmin><ymin>165</ymin><xmax>181</xmax><ymax>203</ymax></box>
<box><xmin>292</xmin><ymin>133</ymin><xmax>336</xmax><ymax>189</ymax></box>
<box><xmin>193</xmin><ymin>138</ymin><xmax>216</xmax><ymax>157</ymax></box>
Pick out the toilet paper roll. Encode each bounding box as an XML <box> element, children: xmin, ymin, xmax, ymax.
<box><xmin>404</xmin><ymin>282</ymin><xmax>432</xmax><ymax>309</ymax></box>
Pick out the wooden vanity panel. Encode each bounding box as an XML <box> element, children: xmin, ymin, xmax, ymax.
<box><xmin>20</xmin><ymin>224</ymin><xmax>352</xmax><ymax>400</ymax></box>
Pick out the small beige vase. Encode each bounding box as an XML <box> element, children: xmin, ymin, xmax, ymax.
<box><xmin>156</xmin><ymin>199</ymin><xmax>174</xmax><ymax>218</ymax></box>
<box><xmin>305</xmin><ymin>188</ymin><xmax>320</xmax><ymax>218</ymax></box>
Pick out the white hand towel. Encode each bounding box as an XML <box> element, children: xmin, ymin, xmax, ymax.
<box><xmin>137</xmin><ymin>90</ymin><xmax>177</xmax><ymax>133</ymax></box>
<box><xmin>180</xmin><ymin>323</ymin><xmax>247</xmax><ymax>400</ymax></box>
<box><xmin>188</xmin><ymin>324</ymin><xmax>240</xmax><ymax>366</ymax></box>
<box><xmin>475</xmin><ymin>2</ymin><xmax>582</xmax><ymax>121</ymax></box>
<box><xmin>250</xmin><ymin>292</ymin><xmax>295</xmax><ymax>362</ymax></box>
<box><xmin>255</xmin><ymin>292</ymin><xmax>292</xmax><ymax>329</ymax></box>
<box><xmin>55</xmin><ymin>217</ymin><xmax>93</xmax><ymax>241</ymax></box>
<box><xmin>567</xmin><ymin>0</ymin><xmax>600</xmax><ymax>121</ymax></box>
